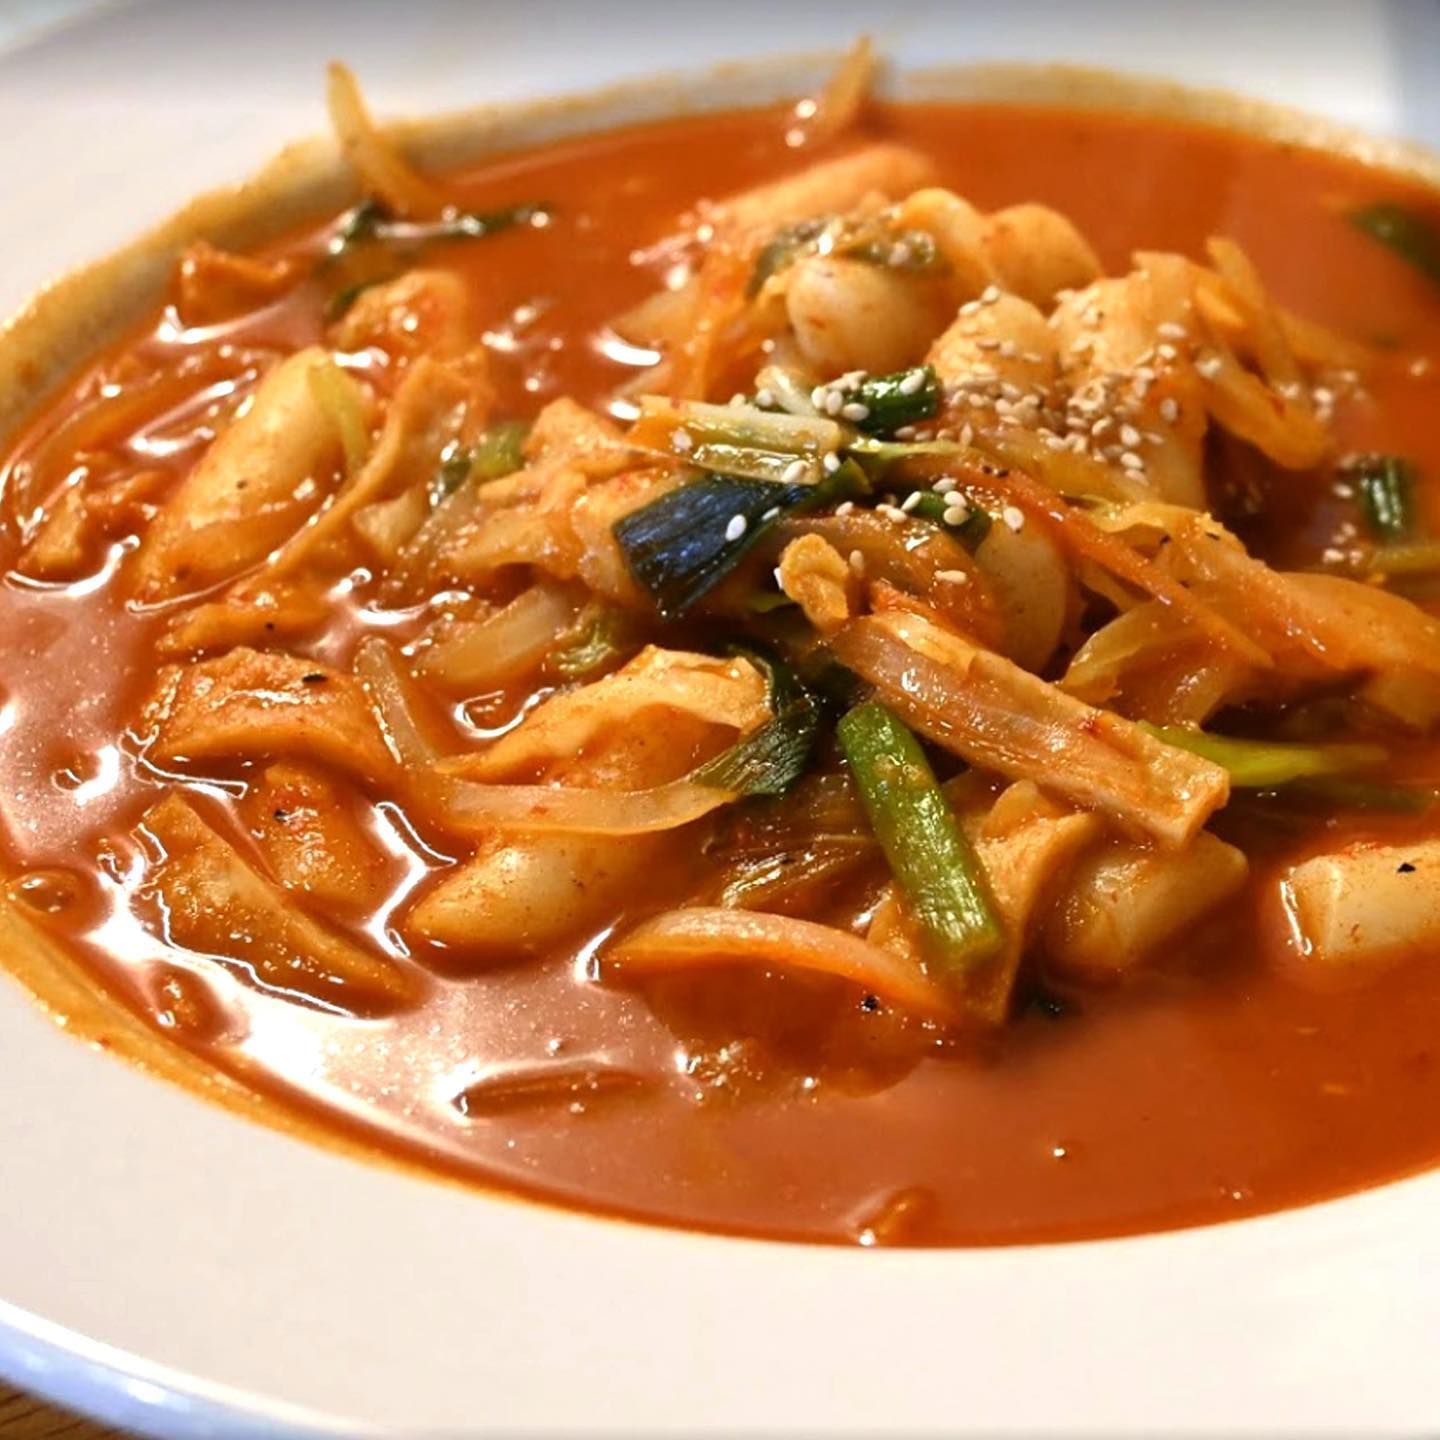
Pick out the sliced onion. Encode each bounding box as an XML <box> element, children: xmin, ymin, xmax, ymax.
<box><xmin>606</xmin><ymin>907</ymin><xmax>953</xmax><ymax>1019</ymax></box>
<box><xmin>355</xmin><ymin>636</ymin><xmax>445</xmax><ymax>770</ymax></box>
<box><xmin>326</xmin><ymin>62</ymin><xmax>449</xmax><ymax>219</ymax></box>
<box><xmin>415</xmin><ymin>584</ymin><xmax>578</xmax><ymax>691</ymax></box>
<box><xmin>436</xmin><ymin>777</ymin><xmax>734</xmax><ymax>836</ymax></box>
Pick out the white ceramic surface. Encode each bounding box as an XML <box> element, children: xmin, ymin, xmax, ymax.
<box><xmin>2</xmin><ymin>2</ymin><xmax>1440</xmax><ymax>1435</ymax></box>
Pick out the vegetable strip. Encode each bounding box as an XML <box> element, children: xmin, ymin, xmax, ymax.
<box><xmin>838</xmin><ymin>701</ymin><xmax>1004</xmax><ymax>978</ymax></box>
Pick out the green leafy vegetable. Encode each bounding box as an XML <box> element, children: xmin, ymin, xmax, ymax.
<box><xmin>747</xmin><ymin>218</ymin><xmax>830</xmax><ymax>298</ymax></box>
<box><xmin>838</xmin><ymin>701</ymin><xmax>1004</xmax><ymax>978</ymax></box>
<box><xmin>331</xmin><ymin>198</ymin><xmax>551</xmax><ymax>257</ymax></box>
<box><xmin>693</xmin><ymin>694</ymin><xmax>822</xmax><ymax>797</ymax></box>
<box><xmin>902</xmin><ymin>489</ymin><xmax>993</xmax><ymax>550</ymax></box>
<box><xmin>1368</xmin><ymin>539</ymin><xmax>1440</xmax><ymax>577</ymax></box>
<box><xmin>1352</xmin><ymin>455</ymin><xmax>1416</xmax><ymax>541</ymax></box>
<box><xmin>550</xmin><ymin>603</ymin><xmax>636</xmax><ymax>679</ymax></box>
<box><xmin>849</xmin><ymin>366</ymin><xmax>941</xmax><ymax>436</ymax></box>
<box><xmin>471</xmin><ymin>420</ymin><xmax>529</xmax><ymax>481</ymax></box>
<box><xmin>1142</xmin><ymin>724</ymin><xmax>1387</xmax><ymax>787</ymax></box>
<box><xmin>1349</xmin><ymin>202</ymin><xmax>1440</xmax><ymax>287</ymax></box>
<box><xmin>613</xmin><ymin>461</ymin><xmax>867</xmax><ymax>619</ymax></box>
<box><xmin>840</xmin><ymin>228</ymin><xmax>940</xmax><ymax>272</ymax></box>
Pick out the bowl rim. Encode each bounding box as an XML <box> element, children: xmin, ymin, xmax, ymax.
<box><xmin>3</xmin><ymin>48</ymin><xmax>1440</xmax><ymax>1438</ymax></box>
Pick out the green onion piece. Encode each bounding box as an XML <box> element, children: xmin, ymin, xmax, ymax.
<box><xmin>851</xmin><ymin>366</ymin><xmax>941</xmax><ymax>436</ymax></box>
<box><xmin>637</xmin><ymin>396</ymin><xmax>847</xmax><ymax>459</ymax></box>
<box><xmin>840</xmin><ymin>229</ymin><xmax>940</xmax><ymax>272</ymax></box>
<box><xmin>838</xmin><ymin>701</ymin><xmax>1004</xmax><ymax>975</ymax></box>
<box><xmin>332</xmin><ymin>199</ymin><xmax>551</xmax><ymax>256</ymax></box>
<box><xmin>325</xmin><ymin>275</ymin><xmax>389</xmax><ymax>322</ymax></box>
<box><xmin>550</xmin><ymin>603</ymin><xmax>635</xmax><ymax>679</ymax></box>
<box><xmin>1142</xmin><ymin>723</ymin><xmax>1387</xmax><ymax>787</ymax></box>
<box><xmin>470</xmin><ymin>420</ymin><xmax>529</xmax><ymax>481</ymax></box>
<box><xmin>747</xmin><ymin>218</ymin><xmax>830</xmax><ymax>298</ymax></box>
<box><xmin>306</xmin><ymin>359</ymin><xmax>370</xmax><ymax>474</ymax></box>
<box><xmin>693</xmin><ymin>695</ymin><xmax>822</xmax><ymax>797</ymax></box>
<box><xmin>330</xmin><ymin>197</ymin><xmax>390</xmax><ymax>254</ymax></box>
<box><xmin>901</xmin><ymin>490</ymin><xmax>993</xmax><ymax>550</ymax></box>
<box><xmin>1352</xmin><ymin>455</ymin><xmax>1416</xmax><ymax>541</ymax></box>
<box><xmin>613</xmin><ymin>461</ymin><xmax>866</xmax><ymax>619</ymax></box>
<box><xmin>429</xmin><ymin>445</ymin><xmax>474</xmax><ymax>504</ymax></box>
<box><xmin>1349</xmin><ymin>202</ymin><xmax>1440</xmax><ymax>287</ymax></box>
<box><xmin>1368</xmin><ymin>539</ymin><xmax>1440</xmax><ymax>577</ymax></box>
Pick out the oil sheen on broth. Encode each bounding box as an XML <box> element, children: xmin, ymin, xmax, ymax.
<box><xmin>3</xmin><ymin>92</ymin><xmax>1440</xmax><ymax>1247</ymax></box>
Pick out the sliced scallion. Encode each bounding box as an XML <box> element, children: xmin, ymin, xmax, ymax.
<box><xmin>1349</xmin><ymin>202</ymin><xmax>1440</xmax><ymax>287</ymax></box>
<box><xmin>838</xmin><ymin>701</ymin><xmax>1004</xmax><ymax>980</ymax></box>
<box><xmin>613</xmin><ymin>461</ymin><xmax>867</xmax><ymax>618</ymax></box>
<box><xmin>470</xmin><ymin>420</ymin><xmax>529</xmax><ymax>481</ymax></box>
<box><xmin>1352</xmin><ymin>455</ymin><xmax>1416</xmax><ymax>541</ymax></box>
<box><xmin>849</xmin><ymin>365</ymin><xmax>941</xmax><ymax>436</ymax></box>
<box><xmin>1142</xmin><ymin>724</ymin><xmax>1387</xmax><ymax>787</ymax></box>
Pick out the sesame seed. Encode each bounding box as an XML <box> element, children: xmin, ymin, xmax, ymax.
<box><xmin>998</xmin><ymin>340</ymin><xmax>1018</xmax><ymax>359</ymax></box>
<box><xmin>755</xmin><ymin>387</ymin><xmax>776</xmax><ymax>408</ymax></box>
<box><xmin>1044</xmin><ymin>434</ymin><xmax>1067</xmax><ymax>451</ymax></box>
<box><xmin>835</xmin><ymin>500</ymin><xmax>856</xmax><ymax>516</ymax></box>
<box><xmin>671</xmin><ymin>427</ymin><xmax>694</xmax><ymax>453</ymax></box>
<box><xmin>761</xmin><ymin>506</ymin><xmax>781</xmax><ymax>521</ymax></box>
<box><xmin>967</xmin><ymin>393</ymin><xmax>989</xmax><ymax>409</ymax></box>
<box><xmin>959</xmin><ymin>300</ymin><xmax>982</xmax><ymax>317</ymax></box>
<box><xmin>1001</xmin><ymin>506</ymin><xmax>1025</xmax><ymax>532</ymax></box>
<box><xmin>935</xmin><ymin>569</ymin><xmax>970</xmax><ymax>583</ymax></box>
<box><xmin>893</xmin><ymin>425</ymin><xmax>917</xmax><ymax>441</ymax></box>
<box><xmin>980</xmin><ymin>284</ymin><xmax>1001</xmax><ymax>304</ymax></box>
<box><xmin>772</xmin><ymin>566</ymin><xmax>785</xmax><ymax>588</ymax></box>
<box><xmin>1119</xmin><ymin>423</ymin><xmax>1142</xmax><ymax>448</ymax></box>
<box><xmin>1022</xmin><ymin>351</ymin><xmax>1046</xmax><ymax>365</ymax></box>
<box><xmin>889</xmin><ymin>242</ymin><xmax>913</xmax><ymax>267</ymax></box>
<box><xmin>822</xmin><ymin>452</ymin><xmax>841</xmax><ymax>474</ymax></box>
<box><xmin>840</xmin><ymin>401</ymin><xmax>870</xmax><ymax>423</ymax></box>
<box><xmin>1158</xmin><ymin>396</ymin><xmax>1179</xmax><ymax>424</ymax></box>
<box><xmin>824</xmin><ymin>390</ymin><xmax>845</xmax><ymax>416</ymax></box>
<box><xmin>975</xmin><ymin>338</ymin><xmax>1001</xmax><ymax>351</ymax></box>
<box><xmin>730</xmin><ymin>392</ymin><xmax>748</xmax><ymax>407</ymax></box>
<box><xmin>849</xmin><ymin>549</ymin><xmax>866</xmax><ymax>573</ymax></box>
<box><xmin>898</xmin><ymin>369</ymin><xmax>927</xmax><ymax>396</ymax></box>
<box><xmin>1332</xmin><ymin>482</ymin><xmax>1354</xmax><ymax>499</ymax></box>
<box><xmin>840</xmin><ymin>369</ymin><xmax>867</xmax><ymax>388</ymax></box>
<box><xmin>1312</xmin><ymin>385</ymin><xmax>1335</xmax><ymax>407</ymax></box>
<box><xmin>1119</xmin><ymin>451</ymin><xmax>1145</xmax><ymax>471</ymax></box>
<box><xmin>933</xmin><ymin>476</ymin><xmax>957</xmax><ymax>495</ymax></box>
<box><xmin>1196</xmin><ymin>354</ymin><xmax>1223</xmax><ymax>380</ymax></box>
<box><xmin>942</xmin><ymin>504</ymin><xmax>970</xmax><ymax>527</ymax></box>
<box><xmin>780</xmin><ymin>458</ymin><xmax>809</xmax><ymax>484</ymax></box>
<box><xmin>1156</xmin><ymin>343</ymin><xmax>1178</xmax><ymax>361</ymax></box>
<box><xmin>724</xmin><ymin>514</ymin><xmax>748</xmax><ymax>542</ymax></box>
<box><xmin>1157</xmin><ymin>321</ymin><xmax>1188</xmax><ymax>340</ymax></box>
<box><xmin>959</xmin><ymin>424</ymin><xmax>974</xmax><ymax>447</ymax></box>
<box><xmin>899</xmin><ymin>491</ymin><xmax>923</xmax><ymax>513</ymax></box>
<box><xmin>811</xmin><ymin>385</ymin><xmax>830</xmax><ymax>410</ymax></box>
<box><xmin>876</xmin><ymin>503</ymin><xmax>907</xmax><ymax>522</ymax></box>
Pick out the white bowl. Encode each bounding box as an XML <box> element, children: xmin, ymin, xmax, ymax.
<box><xmin>2</xmin><ymin>3</ymin><xmax>1440</xmax><ymax>1435</ymax></box>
